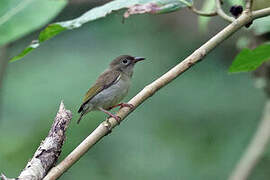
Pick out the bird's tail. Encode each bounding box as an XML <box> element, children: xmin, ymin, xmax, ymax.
<box><xmin>77</xmin><ymin>112</ymin><xmax>84</xmax><ymax>124</ymax></box>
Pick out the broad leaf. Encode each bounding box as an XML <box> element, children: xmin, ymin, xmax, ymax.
<box><xmin>229</xmin><ymin>43</ymin><xmax>270</xmax><ymax>73</ymax></box>
<box><xmin>10</xmin><ymin>0</ymin><xmax>192</xmax><ymax>62</ymax></box>
<box><xmin>0</xmin><ymin>0</ymin><xmax>67</xmax><ymax>46</ymax></box>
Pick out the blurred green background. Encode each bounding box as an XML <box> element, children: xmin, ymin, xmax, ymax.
<box><xmin>0</xmin><ymin>1</ymin><xmax>269</xmax><ymax>180</ymax></box>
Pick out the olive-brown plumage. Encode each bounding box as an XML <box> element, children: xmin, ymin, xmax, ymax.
<box><xmin>77</xmin><ymin>55</ymin><xmax>145</xmax><ymax>124</ymax></box>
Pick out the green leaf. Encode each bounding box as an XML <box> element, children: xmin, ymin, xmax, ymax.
<box><xmin>10</xmin><ymin>0</ymin><xmax>192</xmax><ymax>62</ymax></box>
<box><xmin>9</xmin><ymin>40</ymin><xmax>39</xmax><ymax>62</ymax></box>
<box><xmin>0</xmin><ymin>0</ymin><xmax>67</xmax><ymax>46</ymax></box>
<box><xmin>229</xmin><ymin>43</ymin><xmax>270</xmax><ymax>73</ymax></box>
<box><xmin>39</xmin><ymin>24</ymin><xmax>67</xmax><ymax>43</ymax></box>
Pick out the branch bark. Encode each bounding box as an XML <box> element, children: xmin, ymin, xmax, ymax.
<box><xmin>43</xmin><ymin>7</ymin><xmax>270</xmax><ymax>180</ymax></box>
<box><xmin>1</xmin><ymin>102</ymin><xmax>72</xmax><ymax>180</ymax></box>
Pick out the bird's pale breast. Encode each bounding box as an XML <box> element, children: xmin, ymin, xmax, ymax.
<box><xmin>89</xmin><ymin>76</ymin><xmax>130</xmax><ymax>110</ymax></box>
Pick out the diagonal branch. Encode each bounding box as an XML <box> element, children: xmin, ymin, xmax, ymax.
<box><xmin>1</xmin><ymin>101</ymin><xmax>72</xmax><ymax>180</ymax></box>
<box><xmin>43</xmin><ymin>8</ymin><xmax>270</xmax><ymax>180</ymax></box>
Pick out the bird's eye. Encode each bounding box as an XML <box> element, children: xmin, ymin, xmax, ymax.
<box><xmin>122</xmin><ymin>59</ymin><xmax>128</xmax><ymax>64</ymax></box>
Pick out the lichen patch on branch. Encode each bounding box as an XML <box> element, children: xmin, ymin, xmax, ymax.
<box><xmin>1</xmin><ymin>101</ymin><xmax>72</xmax><ymax>180</ymax></box>
<box><xmin>123</xmin><ymin>3</ymin><xmax>159</xmax><ymax>18</ymax></box>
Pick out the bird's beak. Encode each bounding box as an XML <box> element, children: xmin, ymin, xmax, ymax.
<box><xmin>134</xmin><ymin>57</ymin><xmax>145</xmax><ymax>63</ymax></box>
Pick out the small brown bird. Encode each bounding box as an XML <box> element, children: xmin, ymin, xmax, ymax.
<box><xmin>77</xmin><ymin>55</ymin><xmax>145</xmax><ymax>124</ymax></box>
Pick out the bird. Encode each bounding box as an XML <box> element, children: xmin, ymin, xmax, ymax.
<box><xmin>77</xmin><ymin>55</ymin><xmax>145</xmax><ymax>124</ymax></box>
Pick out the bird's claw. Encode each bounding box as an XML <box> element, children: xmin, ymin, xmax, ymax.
<box><xmin>112</xmin><ymin>115</ymin><xmax>122</xmax><ymax>125</ymax></box>
<box><xmin>106</xmin><ymin>114</ymin><xmax>122</xmax><ymax>125</ymax></box>
<box><xmin>108</xmin><ymin>103</ymin><xmax>135</xmax><ymax>110</ymax></box>
<box><xmin>103</xmin><ymin>115</ymin><xmax>121</xmax><ymax>135</ymax></box>
<box><xmin>120</xmin><ymin>103</ymin><xmax>134</xmax><ymax>110</ymax></box>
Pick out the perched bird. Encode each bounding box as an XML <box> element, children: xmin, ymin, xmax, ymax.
<box><xmin>77</xmin><ymin>55</ymin><xmax>145</xmax><ymax>124</ymax></box>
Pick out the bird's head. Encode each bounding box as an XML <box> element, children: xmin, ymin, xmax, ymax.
<box><xmin>110</xmin><ymin>55</ymin><xmax>145</xmax><ymax>76</ymax></box>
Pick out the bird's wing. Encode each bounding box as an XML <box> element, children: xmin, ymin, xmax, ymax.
<box><xmin>78</xmin><ymin>70</ymin><xmax>121</xmax><ymax>113</ymax></box>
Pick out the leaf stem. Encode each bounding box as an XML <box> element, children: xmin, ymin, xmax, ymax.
<box><xmin>215</xmin><ymin>0</ymin><xmax>235</xmax><ymax>22</ymax></box>
<box><xmin>188</xmin><ymin>5</ymin><xmax>218</xmax><ymax>17</ymax></box>
<box><xmin>245</xmin><ymin>0</ymin><xmax>253</xmax><ymax>11</ymax></box>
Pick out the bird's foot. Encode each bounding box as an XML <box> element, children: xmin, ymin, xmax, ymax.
<box><xmin>103</xmin><ymin>114</ymin><xmax>121</xmax><ymax>136</ymax></box>
<box><xmin>98</xmin><ymin>107</ymin><xmax>122</xmax><ymax>124</ymax></box>
<box><xmin>110</xmin><ymin>114</ymin><xmax>122</xmax><ymax>125</ymax></box>
<box><xmin>108</xmin><ymin>103</ymin><xmax>134</xmax><ymax>110</ymax></box>
<box><xmin>119</xmin><ymin>103</ymin><xmax>134</xmax><ymax>109</ymax></box>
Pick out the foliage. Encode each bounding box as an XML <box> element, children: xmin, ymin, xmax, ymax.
<box><xmin>0</xmin><ymin>0</ymin><xmax>67</xmax><ymax>46</ymax></box>
<box><xmin>9</xmin><ymin>0</ymin><xmax>192</xmax><ymax>62</ymax></box>
<box><xmin>229</xmin><ymin>43</ymin><xmax>270</xmax><ymax>73</ymax></box>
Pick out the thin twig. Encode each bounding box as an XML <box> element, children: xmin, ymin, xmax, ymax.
<box><xmin>42</xmin><ymin>8</ymin><xmax>270</xmax><ymax>180</ymax></box>
<box><xmin>252</xmin><ymin>7</ymin><xmax>270</xmax><ymax>18</ymax></box>
<box><xmin>1</xmin><ymin>101</ymin><xmax>72</xmax><ymax>180</ymax></box>
<box><xmin>245</xmin><ymin>0</ymin><xmax>253</xmax><ymax>11</ymax></box>
<box><xmin>215</xmin><ymin>0</ymin><xmax>235</xmax><ymax>22</ymax></box>
<box><xmin>188</xmin><ymin>5</ymin><xmax>218</xmax><ymax>17</ymax></box>
<box><xmin>228</xmin><ymin>100</ymin><xmax>270</xmax><ymax>180</ymax></box>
